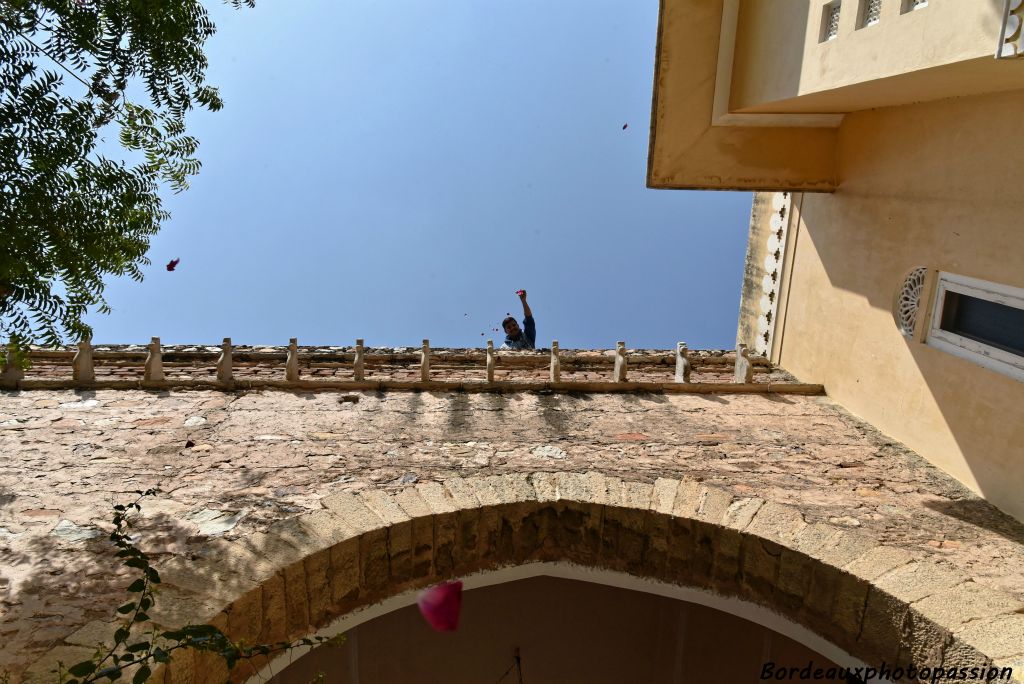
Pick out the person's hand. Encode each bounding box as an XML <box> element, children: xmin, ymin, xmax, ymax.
<box><xmin>516</xmin><ymin>289</ymin><xmax>527</xmax><ymax>299</ymax></box>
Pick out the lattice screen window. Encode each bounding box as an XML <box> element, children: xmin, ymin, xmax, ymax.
<box><xmin>821</xmin><ymin>1</ymin><xmax>842</xmax><ymax>41</ymax></box>
<box><xmin>859</xmin><ymin>0</ymin><xmax>882</xmax><ymax>27</ymax></box>
<box><xmin>901</xmin><ymin>0</ymin><xmax>927</xmax><ymax>13</ymax></box>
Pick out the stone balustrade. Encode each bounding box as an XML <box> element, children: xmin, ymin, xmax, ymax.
<box><xmin>1</xmin><ymin>340</ymin><xmax>822</xmax><ymax>394</ymax></box>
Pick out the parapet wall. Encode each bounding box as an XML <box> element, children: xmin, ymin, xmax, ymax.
<box><xmin>3</xmin><ymin>343</ymin><xmax>820</xmax><ymax>394</ymax></box>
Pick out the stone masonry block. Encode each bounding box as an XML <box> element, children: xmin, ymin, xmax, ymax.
<box><xmin>810</xmin><ymin>530</ymin><xmax>877</xmax><ymax>567</ymax></box>
<box><xmin>873</xmin><ymin>560</ymin><xmax>964</xmax><ymax>604</ymax></box>
<box><xmin>900</xmin><ymin>608</ymin><xmax>952</xmax><ymax>673</ymax></box>
<box><xmin>392</xmin><ymin>489</ymin><xmax>435</xmax><ymax>580</ymax></box>
<box><xmin>775</xmin><ymin>548</ymin><xmax>814</xmax><ymax>617</ymax></box>
<box><xmin>493</xmin><ymin>472</ymin><xmax>536</xmax><ymax>504</ymax></box>
<box><xmin>695</xmin><ymin>486</ymin><xmax>732</xmax><ymax>523</ymax></box>
<box><xmin>856</xmin><ymin>587</ymin><xmax>907</xmax><ymax>665</ymax></box>
<box><xmin>283</xmin><ymin>560</ymin><xmax>311</xmax><ymax>640</ymax></box>
<box><xmin>956</xmin><ymin>614</ymin><xmax>1024</xmax><ymax>661</ymax></box>
<box><xmin>601</xmin><ymin>475</ymin><xmax>625</xmax><ymax>507</ymax></box>
<box><xmin>431</xmin><ymin>511</ymin><xmax>459</xmax><ymax>578</ymax></box>
<box><xmin>257</xmin><ymin>571</ymin><xmax>288</xmax><ymax>645</ymax></box>
<box><xmin>303</xmin><ymin>548</ymin><xmax>331</xmax><ymax>628</ymax></box>
<box><xmin>529</xmin><ymin>472</ymin><xmax>559</xmax><ymax>502</ymax></box>
<box><xmin>641</xmin><ymin>509</ymin><xmax>671</xmax><ymax>577</ymax></box>
<box><xmin>413</xmin><ymin>481</ymin><xmax>456</xmax><ymax>514</ymax></box>
<box><xmin>554</xmin><ymin>471</ymin><xmax>600</xmax><ymax>504</ymax></box>
<box><xmin>441</xmin><ymin>477</ymin><xmax>481</xmax><ymax>511</ymax></box>
<box><xmin>582</xmin><ymin>471</ymin><xmax>612</xmax><ymax>505</ymax></box>
<box><xmin>914</xmin><ymin>581</ymin><xmax>1024</xmax><ymax>632</ymax></box>
<box><xmin>744</xmin><ymin>501</ymin><xmax>807</xmax><ymax>543</ymax></box>
<box><xmin>225</xmin><ymin>586</ymin><xmax>263</xmax><ymax>646</ymax></box>
<box><xmin>601</xmin><ymin>504</ymin><xmax>649</xmax><ymax>573</ymax></box>
<box><xmin>547</xmin><ymin>502</ymin><xmax>602</xmax><ymax>564</ymax></box>
<box><xmin>158</xmin><ymin>554</ymin><xmax>256</xmax><ymax>606</ymax></box>
<box><xmin>193</xmin><ymin>611</ymin><xmax>230</xmax><ymax>684</ymax></box>
<box><xmin>739</xmin><ymin>534</ymin><xmax>781</xmax><ymax>605</ymax></box>
<box><xmin>358</xmin><ymin>489</ymin><xmax>412</xmax><ymax>526</ymax></box>
<box><xmin>651</xmin><ymin>478</ymin><xmax>679</xmax><ymax>516</ymax></box>
<box><xmin>843</xmin><ymin>545</ymin><xmax>917</xmax><ymax>582</ymax></box>
<box><xmin>321</xmin><ymin>491</ymin><xmax>387</xmax><ymax>534</ymax></box>
<box><xmin>467</xmin><ymin>477</ymin><xmax>502</xmax><ymax>506</ymax></box>
<box><xmin>722</xmin><ymin>497</ymin><xmax>764</xmax><ymax>531</ymax></box>
<box><xmin>827</xmin><ymin>572</ymin><xmax>871</xmax><ymax>653</ymax></box>
<box><xmin>620</xmin><ymin>480</ymin><xmax>654</xmax><ymax>511</ymax></box>
<box><xmin>359</xmin><ymin>527</ymin><xmax>391</xmax><ymax>593</ymax></box>
<box><xmin>296</xmin><ymin>508</ymin><xmax>360</xmax><ymax>548</ymax></box>
<box><xmin>664</xmin><ymin>515</ymin><xmax>695</xmax><ymax>586</ymax></box>
<box><xmin>791</xmin><ymin>522</ymin><xmax>843</xmax><ymax>558</ymax></box>
<box><xmin>672</xmin><ymin>479</ymin><xmax>702</xmax><ymax>518</ymax></box>
<box><xmin>709</xmin><ymin>526</ymin><xmax>743</xmax><ymax>594</ymax></box>
<box><xmin>328</xmin><ymin>537</ymin><xmax>360</xmax><ymax>611</ymax></box>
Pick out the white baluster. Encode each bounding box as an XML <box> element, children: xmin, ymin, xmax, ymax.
<box><xmin>734</xmin><ymin>343</ymin><xmax>753</xmax><ymax>384</ymax></box>
<box><xmin>550</xmin><ymin>341</ymin><xmax>561</xmax><ymax>382</ymax></box>
<box><xmin>73</xmin><ymin>338</ymin><xmax>95</xmax><ymax>383</ymax></box>
<box><xmin>486</xmin><ymin>340</ymin><xmax>495</xmax><ymax>383</ymax></box>
<box><xmin>675</xmin><ymin>342</ymin><xmax>691</xmax><ymax>383</ymax></box>
<box><xmin>421</xmin><ymin>339</ymin><xmax>430</xmax><ymax>382</ymax></box>
<box><xmin>286</xmin><ymin>338</ymin><xmax>299</xmax><ymax>382</ymax></box>
<box><xmin>353</xmin><ymin>339</ymin><xmax>365</xmax><ymax>381</ymax></box>
<box><xmin>613</xmin><ymin>341</ymin><xmax>627</xmax><ymax>382</ymax></box>
<box><xmin>217</xmin><ymin>337</ymin><xmax>233</xmax><ymax>386</ymax></box>
<box><xmin>144</xmin><ymin>337</ymin><xmax>164</xmax><ymax>383</ymax></box>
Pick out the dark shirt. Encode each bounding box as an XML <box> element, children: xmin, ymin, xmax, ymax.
<box><xmin>501</xmin><ymin>315</ymin><xmax>536</xmax><ymax>350</ymax></box>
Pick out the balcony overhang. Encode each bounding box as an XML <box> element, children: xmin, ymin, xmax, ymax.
<box><xmin>647</xmin><ymin>0</ymin><xmax>839</xmax><ymax>192</ymax></box>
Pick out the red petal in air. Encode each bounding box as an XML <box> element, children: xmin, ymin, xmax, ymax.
<box><xmin>166</xmin><ymin>258</ymin><xmax>180</xmax><ymax>271</ymax></box>
<box><xmin>622</xmin><ymin>123</ymin><xmax>628</xmax><ymax>130</ymax></box>
<box><xmin>417</xmin><ymin>580</ymin><xmax>463</xmax><ymax>631</ymax></box>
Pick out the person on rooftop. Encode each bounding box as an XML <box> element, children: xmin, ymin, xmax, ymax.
<box><xmin>500</xmin><ymin>290</ymin><xmax>536</xmax><ymax>350</ymax></box>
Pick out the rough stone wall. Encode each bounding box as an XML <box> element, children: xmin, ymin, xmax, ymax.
<box><xmin>2</xmin><ymin>388</ymin><xmax>1024</xmax><ymax>681</ymax></box>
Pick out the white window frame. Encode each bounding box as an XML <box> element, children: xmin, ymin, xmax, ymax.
<box><xmin>925</xmin><ymin>272</ymin><xmax>1024</xmax><ymax>382</ymax></box>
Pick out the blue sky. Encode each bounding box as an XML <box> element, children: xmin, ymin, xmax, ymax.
<box><xmin>85</xmin><ymin>0</ymin><xmax>752</xmax><ymax>350</ymax></box>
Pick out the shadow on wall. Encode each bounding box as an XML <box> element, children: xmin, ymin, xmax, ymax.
<box><xmin>784</xmin><ymin>89</ymin><xmax>1024</xmax><ymax>523</ymax></box>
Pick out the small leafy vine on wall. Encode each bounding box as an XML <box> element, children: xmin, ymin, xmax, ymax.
<box><xmin>11</xmin><ymin>490</ymin><xmax>344</xmax><ymax>684</ymax></box>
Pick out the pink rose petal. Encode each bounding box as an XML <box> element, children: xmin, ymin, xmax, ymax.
<box><xmin>417</xmin><ymin>580</ymin><xmax>463</xmax><ymax>631</ymax></box>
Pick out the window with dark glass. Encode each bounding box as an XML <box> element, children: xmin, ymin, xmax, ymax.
<box><xmin>938</xmin><ymin>291</ymin><xmax>1024</xmax><ymax>357</ymax></box>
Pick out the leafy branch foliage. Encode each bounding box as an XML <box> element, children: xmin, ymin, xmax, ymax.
<box><xmin>0</xmin><ymin>0</ymin><xmax>253</xmax><ymax>365</ymax></box>
<box><xmin>50</xmin><ymin>490</ymin><xmax>343</xmax><ymax>684</ymax></box>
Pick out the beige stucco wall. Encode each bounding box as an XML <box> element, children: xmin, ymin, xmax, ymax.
<box><xmin>730</xmin><ymin>0</ymin><xmax>1013</xmax><ymax>113</ymax></box>
<box><xmin>774</xmin><ymin>87</ymin><xmax>1024</xmax><ymax>522</ymax></box>
<box><xmin>273</xmin><ymin>576</ymin><xmax>836</xmax><ymax>684</ymax></box>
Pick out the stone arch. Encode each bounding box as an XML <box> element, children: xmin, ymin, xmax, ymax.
<box><xmin>45</xmin><ymin>472</ymin><xmax>1022</xmax><ymax>684</ymax></box>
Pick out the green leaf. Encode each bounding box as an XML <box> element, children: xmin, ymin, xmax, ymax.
<box><xmin>117</xmin><ymin>602</ymin><xmax>136</xmax><ymax>614</ymax></box>
<box><xmin>126</xmin><ymin>579</ymin><xmax>146</xmax><ymax>593</ymax></box>
<box><xmin>126</xmin><ymin>642</ymin><xmax>150</xmax><ymax>653</ymax></box>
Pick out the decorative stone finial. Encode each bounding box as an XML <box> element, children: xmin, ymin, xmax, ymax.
<box><xmin>144</xmin><ymin>337</ymin><xmax>164</xmax><ymax>383</ymax></box>
<box><xmin>613</xmin><ymin>341</ymin><xmax>627</xmax><ymax>382</ymax></box>
<box><xmin>734</xmin><ymin>343</ymin><xmax>753</xmax><ymax>384</ymax></box>
<box><xmin>0</xmin><ymin>341</ymin><xmax>24</xmax><ymax>389</ymax></box>
<box><xmin>217</xmin><ymin>337</ymin><xmax>233</xmax><ymax>386</ymax></box>
<box><xmin>353</xmin><ymin>339</ymin><xmax>365</xmax><ymax>382</ymax></box>
<box><xmin>675</xmin><ymin>342</ymin><xmax>691</xmax><ymax>383</ymax></box>
<box><xmin>486</xmin><ymin>340</ymin><xmax>495</xmax><ymax>383</ymax></box>
<box><xmin>550</xmin><ymin>341</ymin><xmax>561</xmax><ymax>382</ymax></box>
<box><xmin>421</xmin><ymin>339</ymin><xmax>430</xmax><ymax>382</ymax></box>
<box><xmin>72</xmin><ymin>338</ymin><xmax>95</xmax><ymax>383</ymax></box>
<box><xmin>286</xmin><ymin>338</ymin><xmax>299</xmax><ymax>382</ymax></box>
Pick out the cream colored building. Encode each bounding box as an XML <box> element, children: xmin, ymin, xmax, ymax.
<box><xmin>649</xmin><ymin>0</ymin><xmax>1024</xmax><ymax>522</ymax></box>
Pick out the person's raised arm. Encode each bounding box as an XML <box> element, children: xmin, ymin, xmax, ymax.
<box><xmin>518</xmin><ymin>289</ymin><xmax>533</xmax><ymax>319</ymax></box>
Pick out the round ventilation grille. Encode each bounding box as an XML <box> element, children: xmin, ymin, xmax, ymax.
<box><xmin>895</xmin><ymin>267</ymin><xmax>928</xmax><ymax>337</ymax></box>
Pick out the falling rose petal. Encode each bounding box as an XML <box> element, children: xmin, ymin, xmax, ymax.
<box><xmin>185</xmin><ymin>439</ymin><xmax>195</xmax><ymax>448</ymax></box>
<box><xmin>515</xmin><ymin>289</ymin><xmax>526</xmax><ymax>296</ymax></box>
<box><xmin>166</xmin><ymin>258</ymin><xmax>180</xmax><ymax>271</ymax></box>
<box><xmin>622</xmin><ymin>123</ymin><xmax>628</xmax><ymax>130</ymax></box>
<box><xmin>417</xmin><ymin>580</ymin><xmax>463</xmax><ymax>631</ymax></box>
